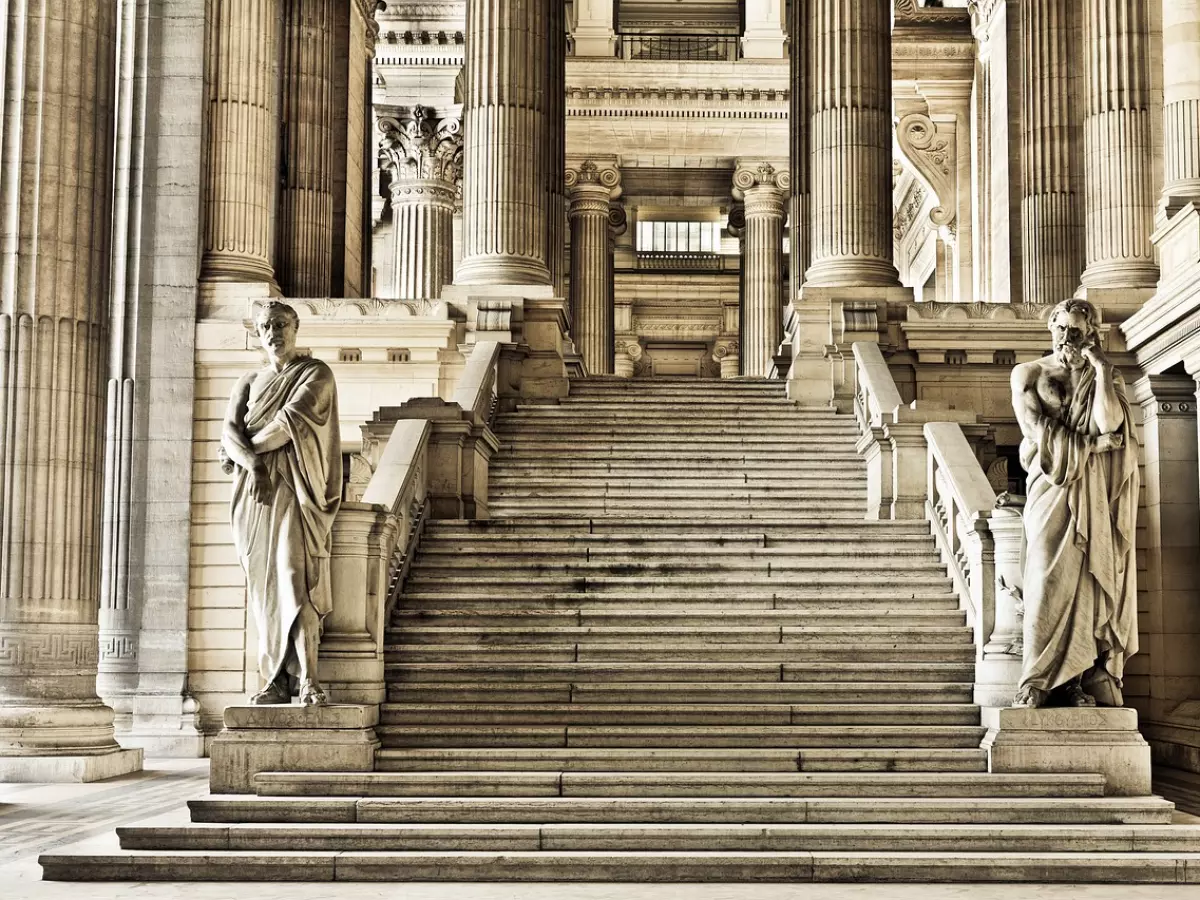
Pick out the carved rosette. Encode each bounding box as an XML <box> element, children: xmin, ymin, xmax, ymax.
<box><xmin>379</xmin><ymin>107</ymin><xmax>464</xmax><ymax>210</ymax></box>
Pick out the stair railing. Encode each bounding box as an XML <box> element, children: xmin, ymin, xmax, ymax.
<box><xmin>851</xmin><ymin>341</ymin><xmax>1024</xmax><ymax>708</ymax></box>
<box><xmin>453</xmin><ymin>340</ymin><xmax>502</xmax><ymax>426</ymax></box>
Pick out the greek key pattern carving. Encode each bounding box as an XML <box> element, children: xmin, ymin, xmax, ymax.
<box><xmin>0</xmin><ymin>630</ymin><xmax>99</xmax><ymax>672</ymax></box>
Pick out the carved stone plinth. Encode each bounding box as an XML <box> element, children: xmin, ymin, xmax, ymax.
<box><xmin>982</xmin><ymin>707</ymin><xmax>1151</xmax><ymax>796</ymax></box>
<box><xmin>210</xmin><ymin>704</ymin><xmax>380</xmax><ymax>794</ymax></box>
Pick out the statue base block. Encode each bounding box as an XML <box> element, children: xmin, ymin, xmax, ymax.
<box><xmin>982</xmin><ymin>707</ymin><xmax>1151</xmax><ymax>796</ymax></box>
<box><xmin>209</xmin><ymin>704</ymin><xmax>380</xmax><ymax>794</ymax></box>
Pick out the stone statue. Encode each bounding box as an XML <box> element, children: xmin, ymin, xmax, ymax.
<box><xmin>1009</xmin><ymin>298</ymin><xmax>1139</xmax><ymax>709</ymax></box>
<box><xmin>219</xmin><ymin>302</ymin><xmax>343</xmax><ymax>706</ymax></box>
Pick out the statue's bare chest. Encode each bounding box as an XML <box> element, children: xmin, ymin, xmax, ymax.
<box><xmin>1035</xmin><ymin>368</ymin><xmax>1081</xmax><ymax>421</ymax></box>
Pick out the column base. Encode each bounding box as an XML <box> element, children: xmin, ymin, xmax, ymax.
<box><xmin>982</xmin><ymin>706</ymin><xmax>1151</xmax><ymax>796</ymax></box>
<box><xmin>0</xmin><ymin>748</ymin><xmax>143</xmax><ymax>783</ymax></box>
<box><xmin>210</xmin><ymin>704</ymin><xmax>380</xmax><ymax>794</ymax></box>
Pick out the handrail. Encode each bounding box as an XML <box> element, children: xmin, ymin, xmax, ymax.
<box><xmin>452</xmin><ymin>340</ymin><xmax>501</xmax><ymax>426</ymax></box>
<box><xmin>852</xmin><ymin>341</ymin><xmax>903</xmax><ymax>427</ymax></box>
<box><xmin>618</xmin><ymin>32</ymin><xmax>740</xmax><ymax>61</ymax></box>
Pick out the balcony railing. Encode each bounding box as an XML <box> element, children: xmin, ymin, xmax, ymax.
<box><xmin>618</xmin><ymin>33</ymin><xmax>740</xmax><ymax>62</ymax></box>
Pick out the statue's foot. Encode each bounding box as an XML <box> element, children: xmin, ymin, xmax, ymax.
<box><xmin>1012</xmin><ymin>686</ymin><xmax>1048</xmax><ymax>708</ymax></box>
<box><xmin>249</xmin><ymin>683</ymin><xmax>290</xmax><ymax>705</ymax></box>
<box><xmin>299</xmin><ymin>679</ymin><xmax>328</xmax><ymax>706</ymax></box>
<box><xmin>1062</xmin><ymin>683</ymin><xmax>1097</xmax><ymax>707</ymax></box>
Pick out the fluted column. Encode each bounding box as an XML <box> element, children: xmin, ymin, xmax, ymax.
<box><xmin>276</xmin><ymin>0</ymin><xmax>336</xmax><ymax>297</ymax></box>
<box><xmin>546</xmin><ymin>0</ymin><xmax>568</xmax><ymax>298</ymax></box>
<box><xmin>0</xmin><ymin>2</ymin><xmax>142</xmax><ymax>780</ymax></box>
<box><xmin>789</xmin><ymin>0</ymin><xmax>811</xmax><ymax>304</ymax></box>
<box><xmin>458</xmin><ymin>0</ymin><xmax>551</xmax><ymax>286</ymax></box>
<box><xmin>1161</xmin><ymin>0</ymin><xmax>1200</xmax><ymax>214</ymax></box>
<box><xmin>735</xmin><ymin>162</ymin><xmax>789</xmax><ymax>378</ymax></box>
<box><xmin>1020</xmin><ymin>0</ymin><xmax>1086</xmax><ymax>304</ymax></box>
<box><xmin>806</xmin><ymin>0</ymin><xmax>900</xmax><ymax>287</ymax></box>
<box><xmin>567</xmin><ymin>161</ymin><xmax>621</xmax><ymax>375</ymax></box>
<box><xmin>200</xmin><ymin>0</ymin><xmax>281</xmax><ymax>290</ymax></box>
<box><xmin>379</xmin><ymin>109</ymin><xmax>463</xmax><ymax>300</ymax></box>
<box><xmin>1079</xmin><ymin>0</ymin><xmax>1159</xmax><ymax>289</ymax></box>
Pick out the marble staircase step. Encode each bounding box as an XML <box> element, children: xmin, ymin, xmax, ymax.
<box><xmin>421</xmin><ymin>518</ymin><xmax>934</xmax><ymax>534</ymax></box>
<box><xmin>244</xmin><ymin>772</ymin><xmax>1098</xmax><ymax>800</ymax></box>
<box><xmin>373</xmin><ymin>747</ymin><xmax>987</xmax><ymax>772</ymax></box>
<box><xmin>186</xmin><ymin>794</ymin><xmax>1173</xmax><ymax>825</ymax></box>
<box><xmin>110</xmin><ymin>821</ymin><xmax>1200</xmax><ymax>855</ymax></box>
<box><xmin>384</xmin><ymin>662</ymin><xmax>978</xmax><ymax>685</ymax></box>
<box><xmin>385</xmin><ymin>643</ymin><xmax>976</xmax><ymax>664</ymax></box>
<box><xmin>385</xmin><ymin>625</ymin><xmax>971</xmax><ymax>646</ymax></box>
<box><xmin>389</xmin><ymin>608</ymin><xmax>967</xmax><ymax>627</ymax></box>
<box><xmin>374</xmin><ymin>724</ymin><xmax>988</xmax><ymax>749</ymax></box>
<box><xmin>394</xmin><ymin>595</ymin><xmax>963</xmax><ymax>611</ymax></box>
<box><xmin>377</xmin><ymin>703</ymin><xmax>981</xmax><ymax>727</ymax></box>
<box><xmin>43</xmin><ymin>847</ymin><xmax>1200</xmax><ymax>883</ymax></box>
<box><xmin>409</xmin><ymin>558</ymin><xmax>943</xmax><ymax>576</ymax></box>
<box><xmin>403</xmin><ymin>571</ymin><xmax>954</xmax><ymax>589</ymax></box>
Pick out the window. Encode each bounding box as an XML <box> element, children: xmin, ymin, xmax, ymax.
<box><xmin>637</xmin><ymin>220</ymin><xmax>722</xmax><ymax>253</ymax></box>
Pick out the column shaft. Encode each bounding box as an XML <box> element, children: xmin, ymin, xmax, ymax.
<box><xmin>200</xmin><ymin>0</ymin><xmax>280</xmax><ymax>287</ymax></box>
<box><xmin>0</xmin><ymin>2</ymin><xmax>140</xmax><ymax>775</ymax></box>
<box><xmin>546</xmin><ymin>0</ymin><xmax>568</xmax><ymax>298</ymax></box>
<box><xmin>391</xmin><ymin>186</ymin><xmax>457</xmax><ymax>299</ymax></box>
<box><xmin>1161</xmin><ymin>0</ymin><xmax>1200</xmax><ymax>210</ymax></box>
<box><xmin>276</xmin><ymin>0</ymin><xmax>336</xmax><ymax>297</ymax></box>
<box><xmin>789</xmin><ymin>0</ymin><xmax>811</xmax><ymax>303</ymax></box>
<box><xmin>806</xmin><ymin>0</ymin><xmax>899</xmax><ymax>287</ymax></box>
<box><xmin>1080</xmin><ymin>0</ymin><xmax>1158</xmax><ymax>288</ymax></box>
<box><xmin>458</xmin><ymin>0</ymin><xmax>551</xmax><ymax>285</ymax></box>
<box><xmin>1020</xmin><ymin>0</ymin><xmax>1085</xmax><ymax>304</ymax></box>
<box><xmin>569</xmin><ymin>185</ymin><xmax>614</xmax><ymax>375</ymax></box>
<box><xmin>735</xmin><ymin>163</ymin><xmax>788</xmax><ymax>378</ymax></box>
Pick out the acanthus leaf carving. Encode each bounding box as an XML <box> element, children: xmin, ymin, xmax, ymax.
<box><xmin>378</xmin><ymin>105</ymin><xmax>463</xmax><ymax>190</ymax></box>
<box><xmin>895</xmin><ymin>113</ymin><xmax>957</xmax><ymax>230</ymax></box>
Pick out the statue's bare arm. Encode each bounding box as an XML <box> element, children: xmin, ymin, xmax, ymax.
<box><xmin>221</xmin><ymin>374</ymin><xmax>259</xmax><ymax>472</ymax></box>
<box><xmin>1087</xmin><ymin>346</ymin><xmax>1125</xmax><ymax>436</ymax></box>
<box><xmin>1011</xmin><ymin>361</ymin><xmax>1044</xmax><ymax>445</ymax></box>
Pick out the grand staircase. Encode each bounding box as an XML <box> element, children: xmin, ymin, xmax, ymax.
<box><xmin>42</xmin><ymin>378</ymin><xmax>1200</xmax><ymax>882</ymax></box>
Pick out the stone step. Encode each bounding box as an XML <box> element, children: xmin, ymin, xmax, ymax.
<box><xmin>422</xmin><ymin>519</ymin><xmax>934</xmax><ymax>535</ymax></box>
<box><xmin>384</xmin><ymin>682</ymin><xmax>974</xmax><ymax>706</ymax></box>
<box><xmin>414</xmin><ymin>543</ymin><xmax>939</xmax><ymax>560</ymax></box>
<box><xmin>493</xmin><ymin>422</ymin><xmax>860</xmax><ymax>434</ymax></box>
<box><xmin>387</xmin><ymin>626</ymin><xmax>970</xmax><ymax>646</ymax></box>
<box><xmin>245</xmin><ymin>772</ymin><xmax>1096</xmax><ymax>800</ymax></box>
<box><xmin>488</xmin><ymin>466</ymin><xmax>866</xmax><ymax>479</ymax></box>
<box><xmin>390</xmin><ymin>609</ymin><xmax>966</xmax><ymax>628</ymax></box>
<box><xmin>186</xmin><ymin>794</ymin><xmax>1173</xmax><ymax>826</ymax></box>
<box><xmin>43</xmin><ymin>847</ymin><xmax>1200</xmax><ymax>883</ymax></box>
<box><xmin>404</xmin><ymin>572</ymin><xmax>953</xmax><ymax>589</ymax></box>
<box><xmin>384</xmin><ymin>662</ymin><xmax>978</xmax><ymax>685</ymax></box>
<box><xmin>386</xmin><ymin>643</ymin><xmax>975</xmax><ymax>664</ymax></box>
<box><xmin>487</xmin><ymin>476</ymin><xmax>869</xmax><ymax>489</ymax></box>
<box><xmin>394</xmin><ymin>595</ymin><xmax>963</xmax><ymax>612</ymax></box>
<box><xmin>110</xmin><ymin>821</ymin><xmax>1200</xmax><ymax>855</ymax></box>
<box><xmin>375</xmin><ymin>724</ymin><xmax>988</xmax><ymax>749</ymax></box>
<box><xmin>488</xmin><ymin>489</ymin><xmax>869</xmax><ymax>502</ymax></box>
<box><xmin>376</xmin><ymin>703</ymin><xmax>981</xmax><ymax>727</ymax></box>
<box><xmin>373</xmin><ymin>747</ymin><xmax>988</xmax><ymax>773</ymax></box>
<box><xmin>411</xmin><ymin>557</ymin><xmax>940</xmax><ymax>574</ymax></box>
<box><xmin>484</xmin><ymin>505</ymin><xmax>868</xmax><ymax>518</ymax></box>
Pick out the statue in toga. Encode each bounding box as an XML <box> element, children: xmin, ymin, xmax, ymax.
<box><xmin>1010</xmin><ymin>298</ymin><xmax>1139</xmax><ymax>709</ymax></box>
<box><xmin>220</xmin><ymin>302</ymin><xmax>343</xmax><ymax>706</ymax></box>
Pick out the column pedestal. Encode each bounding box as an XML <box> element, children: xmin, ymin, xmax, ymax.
<box><xmin>983</xmin><ymin>707</ymin><xmax>1151</xmax><ymax>796</ymax></box>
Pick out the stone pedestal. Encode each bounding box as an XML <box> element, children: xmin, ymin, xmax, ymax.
<box><xmin>982</xmin><ymin>707</ymin><xmax>1152</xmax><ymax>796</ymax></box>
<box><xmin>210</xmin><ymin>704</ymin><xmax>380</xmax><ymax>794</ymax></box>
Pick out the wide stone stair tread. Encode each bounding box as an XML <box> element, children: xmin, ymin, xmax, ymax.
<box><xmin>390</xmin><ymin>609</ymin><xmax>967</xmax><ymax>626</ymax></box>
<box><xmin>385</xmin><ymin>625</ymin><xmax>971</xmax><ymax>644</ymax></box>
<box><xmin>385</xmin><ymin>661</ymin><xmax>979</xmax><ymax>683</ymax></box>
<box><xmin>384</xmin><ymin>683</ymin><xmax>975</xmax><ymax>705</ymax></box>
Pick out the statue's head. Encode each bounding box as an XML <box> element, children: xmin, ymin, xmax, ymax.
<box><xmin>254</xmin><ymin>301</ymin><xmax>300</xmax><ymax>363</ymax></box>
<box><xmin>1047</xmin><ymin>298</ymin><xmax>1100</xmax><ymax>368</ymax></box>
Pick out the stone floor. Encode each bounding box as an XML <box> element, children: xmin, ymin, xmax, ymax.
<box><xmin>4</xmin><ymin>760</ymin><xmax>1200</xmax><ymax>899</ymax></box>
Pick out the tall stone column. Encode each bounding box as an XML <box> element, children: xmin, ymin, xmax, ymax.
<box><xmin>1161</xmin><ymin>0</ymin><xmax>1200</xmax><ymax>214</ymax></box>
<box><xmin>200</xmin><ymin>0</ymin><xmax>281</xmax><ymax>292</ymax></box>
<box><xmin>276</xmin><ymin>0</ymin><xmax>336</xmax><ymax>297</ymax></box>
<box><xmin>788</xmin><ymin>0</ymin><xmax>811</xmax><ymax>305</ymax></box>
<box><xmin>743</xmin><ymin>0</ymin><xmax>787</xmax><ymax>58</ymax></box>
<box><xmin>458</xmin><ymin>0</ymin><xmax>551</xmax><ymax>286</ymax></box>
<box><xmin>573</xmin><ymin>0</ymin><xmax>617</xmax><ymax>56</ymax></box>
<box><xmin>0</xmin><ymin>2</ymin><xmax>142</xmax><ymax>781</ymax></box>
<box><xmin>734</xmin><ymin>162</ymin><xmax>789</xmax><ymax>378</ymax></box>
<box><xmin>1020</xmin><ymin>0</ymin><xmax>1086</xmax><ymax>304</ymax></box>
<box><xmin>1079</xmin><ymin>0</ymin><xmax>1159</xmax><ymax>289</ymax></box>
<box><xmin>546</xmin><ymin>0</ymin><xmax>568</xmax><ymax>299</ymax></box>
<box><xmin>806</xmin><ymin>0</ymin><xmax>900</xmax><ymax>287</ymax></box>
<box><xmin>567</xmin><ymin>161</ymin><xmax>622</xmax><ymax>375</ymax></box>
<box><xmin>379</xmin><ymin>109</ymin><xmax>463</xmax><ymax>300</ymax></box>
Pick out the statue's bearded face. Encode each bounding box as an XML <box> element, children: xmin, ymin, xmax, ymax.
<box><xmin>1050</xmin><ymin>310</ymin><xmax>1093</xmax><ymax>367</ymax></box>
<box><xmin>256</xmin><ymin>310</ymin><xmax>298</xmax><ymax>360</ymax></box>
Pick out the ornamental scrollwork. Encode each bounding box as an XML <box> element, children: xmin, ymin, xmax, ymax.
<box><xmin>378</xmin><ymin>106</ymin><xmax>463</xmax><ymax>188</ymax></box>
<box><xmin>896</xmin><ymin>113</ymin><xmax>956</xmax><ymax>229</ymax></box>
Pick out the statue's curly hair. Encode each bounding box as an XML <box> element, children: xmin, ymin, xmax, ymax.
<box><xmin>253</xmin><ymin>300</ymin><xmax>300</xmax><ymax>330</ymax></box>
<box><xmin>1048</xmin><ymin>298</ymin><xmax>1100</xmax><ymax>337</ymax></box>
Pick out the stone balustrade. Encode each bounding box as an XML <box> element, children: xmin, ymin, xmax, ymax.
<box><xmin>851</xmin><ymin>341</ymin><xmax>1023</xmax><ymax>708</ymax></box>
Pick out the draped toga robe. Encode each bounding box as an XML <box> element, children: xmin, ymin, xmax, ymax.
<box><xmin>230</xmin><ymin>356</ymin><xmax>342</xmax><ymax>686</ymax></box>
<box><xmin>1018</xmin><ymin>365</ymin><xmax>1140</xmax><ymax>703</ymax></box>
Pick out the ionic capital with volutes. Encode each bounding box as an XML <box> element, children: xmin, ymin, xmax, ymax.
<box><xmin>732</xmin><ymin>160</ymin><xmax>789</xmax><ymax>218</ymax></box>
<box><xmin>566</xmin><ymin>159</ymin><xmax>623</xmax><ymax>212</ymax></box>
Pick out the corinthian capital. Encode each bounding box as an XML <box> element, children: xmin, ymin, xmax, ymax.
<box><xmin>378</xmin><ymin>106</ymin><xmax>463</xmax><ymax>187</ymax></box>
